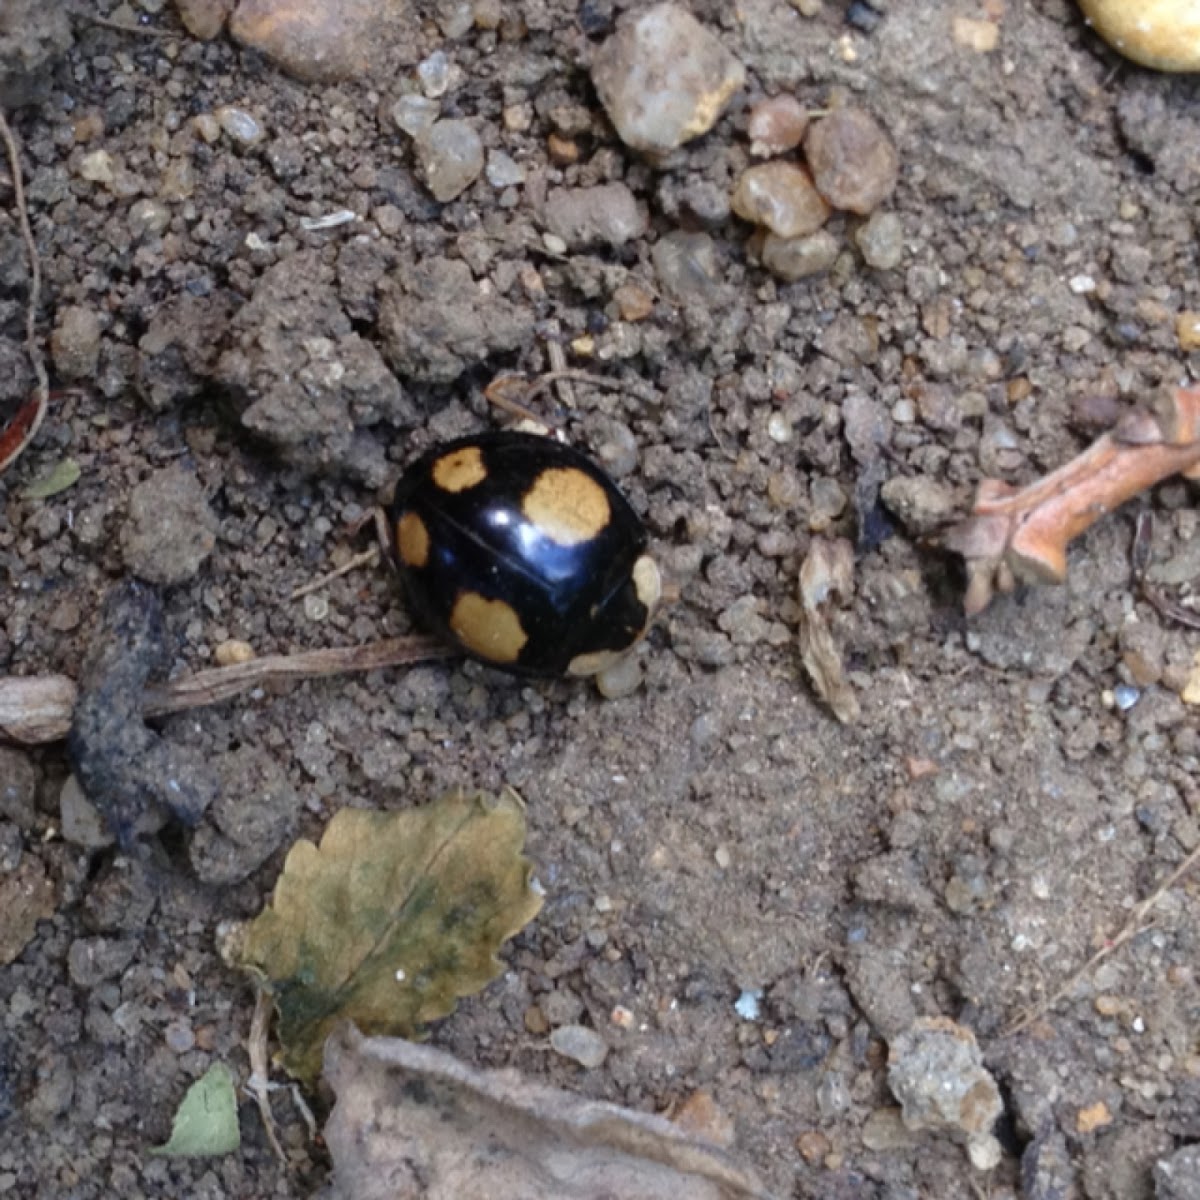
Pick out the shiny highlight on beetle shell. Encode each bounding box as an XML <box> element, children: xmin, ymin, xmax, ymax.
<box><xmin>521</xmin><ymin>467</ymin><xmax>611</xmax><ymax>546</ymax></box>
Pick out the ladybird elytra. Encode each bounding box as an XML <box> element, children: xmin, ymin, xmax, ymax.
<box><xmin>388</xmin><ymin>431</ymin><xmax>660</xmax><ymax>677</ymax></box>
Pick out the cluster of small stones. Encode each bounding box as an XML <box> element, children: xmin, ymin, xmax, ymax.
<box><xmin>736</xmin><ymin>97</ymin><xmax>902</xmax><ymax>283</ymax></box>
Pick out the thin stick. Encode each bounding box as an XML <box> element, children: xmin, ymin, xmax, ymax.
<box><xmin>245</xmin><ymin>988</ymin><xmax>287</xmax><ymax>1163</ymax></box>
<box><xmin>141</xmin><ymin>636</ymin><xmax>451</xmax><ymax>716</ymax></box>
<box><xmin>86</xmin><ymin>15</ymin><xmax>178</xmax><ymax>38</ymax></box>
<box><xmin>1003</xmin><ymin>841</ymin><xmax>1200</xmax><ymax>1036</ymax></box>
<box><xmin>0</xmin><ymin>636</ymin><xmax>452</xmax><ymax>745</ymax></box>
<box><xmin>0</xmin><ymin>110</ymin><xmax>48</xmax><ymax>474</ymax></box>
<box><xmin>520</xmin><ymin>369</ymin><xmax>658</xmax><ymax>409</ymax></box>
<box><xmin>289</xmin><ymin>546</ymin><xmax>380</xmax><ymax>601</ymax></box>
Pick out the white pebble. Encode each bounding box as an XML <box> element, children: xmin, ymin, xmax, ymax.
<box><xmin>549</xmin><ymin>1024</ymin><xmax>609</xmax><ymax>1068</ymax></box>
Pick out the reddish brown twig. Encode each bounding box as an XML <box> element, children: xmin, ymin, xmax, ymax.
<box><xmin>945</xmin><ymin>385</ymin><xmax>1200</xmax><ymax>615</ymax></box>
<box><xmin>0</xmin><ymin>636</ymin><xmax>451</xmax><ymax>745</ymax></box>
<box><xmin>0</xmin><ymin>110</ymin><xmax>49</xmax><ymax>476</ymax></box>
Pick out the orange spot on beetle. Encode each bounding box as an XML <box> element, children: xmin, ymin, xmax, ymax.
<box><xmin>449</xmin><ymin>592</ymin><xmax>528</xmax><ymax>664</ymax></box>
<box><xmin>522</xmin><ymin>467</ymin><xmax>610</xmax><ymax>546</ymax></box>
<box><xmin>432</xmin><ymin>446</ymin><xmax>486</xmax><ymax>493</ymax></box>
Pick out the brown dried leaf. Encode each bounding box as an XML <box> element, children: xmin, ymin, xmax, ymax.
<box><xmin>798</xmin><ymin>537</ymin><xmax>860</xmax><ymax>724</ymax></box>
<box><xmin>234</xmin><ymin>789</ymin><xmax>542</xmax><ymax>1084</ymax></box>
<box><xmin>322</xmin><ymin>1024</ymin><xmax>776</xmax><ymax>1200</ymax></box>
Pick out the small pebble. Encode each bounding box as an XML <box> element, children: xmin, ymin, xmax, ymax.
<box><xmin>967</xmin><ymin>1132</ymin><xmax>1002</xmax><ymax>1171</ymax></box>
<box><xmin>175</xmin><ymin>0</ymin><xmax>230</xmax><ymax>40</ymax></box>
<box><xmin>214</xmin><ymin>639</ymin><xmax>255</xmax><ymax>666</ymax></box>
<box><xmin>952</xmin><ymin>17</ymin><xmax>1000</xmax><ymax>52</ymax></box>
<box><xmin>216</xmin><ymin>106</ymin><xmax>265</xmax><ymax>146</ymax></box>
<box><xmin>887</xmin><ymin>1016</ymin><xmax>1003</xmax><ymax>1137</ymax></box>
<box><xmin>78</xmin><ymin>150</ymin><xmax>115</xmax><ymax>184</ymax></box>
<box><xmin>1076</xmin><ymin>1101</ymin><xmax>1113</xmax><ymax>1134</ymax></box>
<box><xmin>1113</xmin><ymin>684</ymin><xmax>1140</xmax><ymax>711</ymax></box>
<box><xmin>549</xmin><ymin>1024</ymin><xmax>609</xmax><ymax>1068</ymax></box>
<box><xmin>485</xmin><ymin>150</ymin><xmax>525</xmax><ymax>189</ymax></box>
<box><xmin>613</xmin><ymin>283</ymin><xmax>654</xmax><ymax>322</ymax></box>
<box><xmin>590</xmin><ymin>3</ymin><xmax>745</xmax><ymax>159</ymax></box>
<box><xmin>734</xmin><ymin>989</ymin><xmax>762</xmax><ymax>1021</ymax></box>
<box><xmin>51</xmin><ymin>306</ymin><xmax>102</xmax><ymax>381</ymax></box>
<box><xmin>1179</xmin><ymin>654</ymin><xmax>1200</xmax><ymax>705</ymax></box>
<box><xmin>59</xmin><ymin>775</ymin><xmax>114</xmax><ymax>850</ymax></box>
<box><xmin>804</xmin><ymin>107</ymin><xmax>898</xmax><ymax>214</ymax></box>
<box><xmin>747</xmin><ymin>94</ymin><xmax>809</xmax><ymax>157</ymax></box>
<box><xmin>543</xmin><ymin>183</ymin><xmax>648</xmax><ymax>249</ymax></box>
<box><xmin>418</xmin><ymin>49</ymin><xmax>452</xmax><ymax>97</ymax></box>
<box><xmin>164</xmin><ymin>1021</ymin><xmax>196</xmax><ymax>1054</ymax></box>
<box><xmin>546</xmin><ymin>132</ymin><xmax>579</xmax><ymax>164</ymax></box>
<box><xmin>1076</xmin><ymin>0</ymin><xmax>1200</xmax><ymax>72</ymax></box>
<box><xmin>391</xmin><ymin>94</ymin><xmax>439</xmax><ymax>138</ymax></box>
<box><xmin>731</xmin><ymin>162</ymin><xmax>830</xmax><ymax>238</ymax></box>
<box><xmin>1176</xmin><ymin>311</ymin><xmax>1200</xmax><ymax>351</ymax></box>
<box><xmin>596</xmin><ymin>654</ymin><xmax>643</xmax><ymax>699</ymax></box>
<box><xmin>304</xmin><ymin>593</ymin><xmax>330</xmax><ymax>622</ymax></box>
<box><xmin>129</xmin><ymin>198</ymin><xmax>171</xmax><ymax>238</ymax></box>
<box><xmin>652</xmin><ymin>230</ymin><xmax>721</xmax><ymax>302</ymax></box>
<box><xmin>415</xmin><ymin>119</ymin><xmax>484</xmax><ymax>202</ymax></box>
<box><xmin>855</xmin><ymin>210</ymin><xmax>904</xmax><ymax>269</ymax></box>
<box><xmin>120</xmin><ymin>465</ymin><xmax>218</xmax><ymax>586</ymax></box>
<box><xmin>760</xmin><ymin>229</ymin><xmax>840</xmax><ymax>281</ymax></box>
<box><xmin>473</xmin><ymin>0</ymin><xmax>501</xmax><ymax>28</ymax></box>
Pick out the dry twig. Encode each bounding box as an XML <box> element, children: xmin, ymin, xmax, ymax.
<box><xmin>0</xmin><ymin>636</ymin><xmax>450</xmax><ymax>745</ymax></box>
<box><xmin>1004</xmin><ymin>841</ymin><xmax>1200</xmax><ymax>1036</ymax></box>
<box><xmin>945</xmin><ymin>384</ymin><xmax>1200</xmax><ymax>615</ymax></box>
<box><xmin>245</xmin><ymin>988</ymin><xmax>287</xmax><ymax>1163</ymax></box>
<box><xmin>0</xmin><ymin>110</ymin><xmax>49</xmax><ymax>475</ymax></box>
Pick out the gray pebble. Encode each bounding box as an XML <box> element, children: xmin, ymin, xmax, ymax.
<box><xmin>120</xmin><ymin>465</ymin><xmax>217</xmax><ymax>585</ymax></box>
<box><xmin>67</xmin><ymin>935</ymin><xmax>138</xmax><ymax>988</ymax></box>
<box><xmin>485</xmin><ymin>150</ymin><xmax>525</xmax><ymax>189</ymax></box>
<box><xmin>761</xmin><ymin>229</ymin><xmax>840</xmax><ymax>282</ymax></box>
<box><xmin>392</xmin><ymin>94</ymin><xmax>439</xmax><ymax>139</ymax></box>
<box><xmin>416</xmin><ymin>119</ymin><xmax>483</xmax><ymax>202</ymax></box>
<box><xmin>880</xmin><ymin>475</ymin><xmax>957</xmax><ymax>536</ymax></box>
<box><xmin>50</xmin><ymin>305</ymin><xmax>102</xmax><ymax>381</ymax></box>
<box><xmin>1155</xmin><ymin>1144</ymin><xmax>1200</xmax><ymax>1200</ymax></box>
<box><xmin>216</xmin><ymin>105</ymin><xmax>265</xmax><ymax>146</ymax></box>
<box><xmin>856</xmin><ymin>210</ymin><xmax>905</xmax><ymax>270</ymax></box>
<box><xmin>887</xmin><ymin>1017</ymin><xmax>1003</xmax><ymax>1137</ymax></box>
<box><xmin>543</xmin><ymin>183</ymin><xmax>647</xmax><ymax>249</ymax></box>
<box><xmin>591</xmin><ymin>4</ymin><xmax>744</xmax><ymax>159</ymax></box>
<box><xmin>549</xmin><ymin>1024</ymin><xmax>609</xmax><ymax>1069</ymax></box>
<box><xmin>596</xmin><ymin>653</ymin><xmax>643</xmax><ymax>699</ymax></box>
<box><xmin>60</xmin><ymin>774</ymin><xmax>116</xmax><ymax>849</ymax></box>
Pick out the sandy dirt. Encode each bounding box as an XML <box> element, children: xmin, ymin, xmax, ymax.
<box><xmin>1</xmin><ymin>2</ymin><xmax>1199</xmax><ymax>1198</ymax></box>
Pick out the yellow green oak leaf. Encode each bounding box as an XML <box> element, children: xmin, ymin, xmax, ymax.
<box><xmin>235</xmin><ymin>789</ymin><xmax>543</xmax><ymax>1085</ymax></box>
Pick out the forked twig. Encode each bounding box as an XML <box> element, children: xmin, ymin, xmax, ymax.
<box><xmin>1003</xmin><ymin>841</ymin><xmax>1200</xmax><ymax>1036</ymax></box>
<box><xmin>0</xmin><ymin>110</ymin><xmax>49</xmax><ymax>475</ymax></box>
<box><xmin>946</xmin><ymin>385</ymin><xmax>1200</xmax><ymax>615</ymax></box>
<box><xmin>0</xmin><ymin>636</ymin><xmax>451</xmax><ymax>745</ymax></box>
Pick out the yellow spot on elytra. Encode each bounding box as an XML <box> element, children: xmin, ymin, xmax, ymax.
<box><xmin>450</xmin><ymin>592</ymin><xmax>528</xmax><ymax>664</ymax></box>
<box><xmin>522</xmin><ymin>468</ymin><xmax>610</xmax><ymax>546</ymax></box>
<box><xmin>432</xmin><ymin>446</ymin><xmax>486</xmax><ymax>493</ymax></box>
<box><xmin>396</xmin><ymin>511</ymin><xmax>430</xmax><ymax>568</ymax></box>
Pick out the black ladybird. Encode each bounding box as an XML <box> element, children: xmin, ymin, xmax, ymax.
<box><xmin>388</xmin><ymin>431</ymin><xmax>661</xmax><ymax>677</ymax></box>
